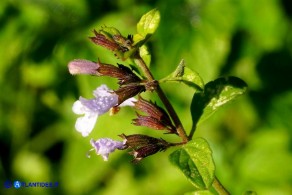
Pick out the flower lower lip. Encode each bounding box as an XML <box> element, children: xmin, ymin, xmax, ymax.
<box><xmin>89</xmin><ymin>138</ymin><xmax>125</xmax><ymax>161</ymax></box>
<box><xmin>72</xmin><ymin>84</ymin><xmax>137</xmax><ymax>137</ymax></box>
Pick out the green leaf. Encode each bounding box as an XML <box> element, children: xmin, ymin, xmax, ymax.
<box><xmin>139</xmin><ymin>45</ymin><xmax>151</xmax><ymax>67</ymax></box>
<box><xmin>160</xmin><ymin>59</ymin><xmax>204</xmax><ymax>91</ymax></box>
<box><xmin>190</xmin><ymin>76</ymin><xmax>247</xmax><ymax>127</ymax></box>
<box><xmin>133</xmin><ymin>9</ymin><xmax>160</xmax><ymax>47</ymax></box>
<box><xmin>133</xmin><ymin>33</ymin><xmax>145</xmax><ymax>46</ymax></box>
<box><xmin>137</xmin><ymin>8</ymin><xmax>160</xmax><ymax>37</ymax></box>
<box><xmin>169</xmin><ymin>138</ymin><xmax>215</xmax><ymax>190</ymax></box>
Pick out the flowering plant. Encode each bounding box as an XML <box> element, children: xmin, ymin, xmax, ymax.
<box><xmin>68</xmin><ymin>9</ymin><xmax>247</xmax><ymax>194</ymax></box>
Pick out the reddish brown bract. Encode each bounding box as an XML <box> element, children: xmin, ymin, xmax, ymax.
<box><xmin>89</xmin><ymin>30</ymin><xmax>120</xmax><ymax>51</ymax></box>
<box><xmin>133</xmin><ymin>97</ymin><xmax>176</xmax><ymax>133</ymax></box>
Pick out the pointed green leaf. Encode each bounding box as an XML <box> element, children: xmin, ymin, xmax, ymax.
<box><xmin>137</xmin><ymin>9</ymin><xmax>160</xmax><ymax>37</ymax></box>
<box><xmin>160</xmin><ymin>60</ymin><xmax>204</xmax><ymax>91</ymax></box>
<box><xmin>190</xmin><ymin>76</ymin><xmax>247</xmax><ymax>127</ymax></box>
<box><xmin>139</xmin><ymin>45</ymin><xmax>151</xmax><ymax>67</ymax></box>
<box><xmin>133</xmin><ymin>33</ymin><xmax>145</xmax><ymax>46</ymax></box>
<box><xmin>133</xmin><ymin>9</ymin><xmax>160</xmax><ymax>47</ymax></box>
<box><xmin>182</xmin><ymin>67</ymin><xmax>204</xmax><ymax>90</ymax></box>
<box><xmin>169</xmin><ymin>138</ymin><xmax>215</xmax><ymax>190</ymax></box>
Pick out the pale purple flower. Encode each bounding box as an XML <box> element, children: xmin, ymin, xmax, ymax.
<box><xmin>89</xmin><ymin>138</ymin><xmax>125</xmax><ymax>161</ymax></box>
<box><xmin>72</xmin><ymin>84</ymin><xmax>136</xmax><ymax>137</ymax></box>
<box><xmin>68</xmin><ymin>59</ymin><xmax>100</xmax><ymax>75</ymax></box>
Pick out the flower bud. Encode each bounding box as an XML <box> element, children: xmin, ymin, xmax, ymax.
<box><xmin>89</xmin><ymin>29</ymin><xmax>120</xmax><ymax>51</ymax></box>
<box><xmin>89</xmin><ymin>28</ymin><xmax>134</xmax><ymax>60</ymax></box>
<box><xmin>119</xmin><ymin>134</ymin><xmax>170</xmax><ymax>163</ymax></box>
<box><xmin>98</xmin><ymin>63</ymin><xmax>141</xmax><ymax>85</ymax></box>
<box><xmin>68</xmin><ymin>59</ymin><xmax>100</xmax><ymax>75</ymax></box>
<box><xmin>129</xmin><ymin>144</ymin><xmax>162</xmax><ymax>163</ymax></box>
<box><xmin>133</xmin><ymin>114</ymin><xmax>167</xmax><ymax>130</ymax></box>
<box><xmin>115</xmin><ymin>84</ymin><xmax>145</xmax><ymax>105</ymax></box>
<box><xmin>133</xmin><ymin>97</ymin><xmax>176</xmax><ymax>134</ymax></box>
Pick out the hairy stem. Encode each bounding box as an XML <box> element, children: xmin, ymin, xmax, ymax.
<box><xmin>134</xmin><ymin>55</ymin><xmax>189</xmax><ymax>142</ymax></box>
<box><xmin>212</xmin><ymin>176</ymin><xmax>230</xmax><ymax>195</ymax></box>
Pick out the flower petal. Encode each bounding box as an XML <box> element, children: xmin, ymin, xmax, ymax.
<box><xmin>93</xmin><ymin>84</ymin><xmax>113</xmax><ymax>97</ymax></box>
<box><xmin>79</xmin><ymin>95</ymin><xmax>118</xmax><ymax>114</ymax></box>
<box><xmin>68</xmin><ymin>59</ymin><xmax>100</xmax><ymax>75</ymax></box>
<box><xmin>72</xmin><ymin>100</ymin><xmax>86</xmax><ymax>114</ymax></box>
<box><xmin>75</xmin><ymin>113</ymin><xmax>98</xmax><ymax>137</ymax></box>
<box><xmin>119</xmin><ymin>97</ymin><xmax>137</xmax><ymax>107</ymax></box>
<box><xmin>72</xmin><ymin>84</ymin><xmax>135</xmax><ymax>136</ymax></box>
<box><xmin>90</xmin><ymin>138</ymin><xmax>125</xmax><ymax>161</ymax></box>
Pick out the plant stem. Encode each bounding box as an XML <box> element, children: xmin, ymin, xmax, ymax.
<box><xmin>188</xmin><ymin>125</ymin><xmax>196</xmax><ymax>140</ymax></box>
<box><xmin>212</xmin><ymin>176</ymin><xmax>230</xmax><ymax>195</ymax></box>
<box><xmin>134</xmin><ymin>55</ymin><xmax>189</xmax><ymax>143</ymax></box>
<box><xmin>156</xmin><ymin>86</ymin><xmax>188</xmax><ymax>142</ymax></box>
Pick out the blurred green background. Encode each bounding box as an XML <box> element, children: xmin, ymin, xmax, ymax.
<box><xmin>1</xmin><ymin>0</ymin><xmax>292</xmax><ymax>194</ymax></box>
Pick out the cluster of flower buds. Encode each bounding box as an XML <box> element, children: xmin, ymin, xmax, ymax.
<box><xmin>68</xmin><ymin>26</ymin><xmax>178</xmax><ymax>162</ymax></box>
<box><xmin>133</xmin><ymin>96</ymin><xmax>176</xmax><ymax>134</ymax></box>
<box><xmin>89</xmin><ymin>26</ymin><xmax>136</xmax><ymax>60</ymax></box>
<box><xmin>68</xmin><ymin>59</ymin><xmax>146</xmax><ymax>104</ymax></box>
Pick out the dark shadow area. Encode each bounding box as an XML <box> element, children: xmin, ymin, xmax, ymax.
<box><xmin>250</xmin><ymin>49</ymin><xmax>292</xmax><ymax>118</ymax></box>
<box><xmin>0</xmin><ymin>135</ymin><xmax>12</xmax><ymax>181</ymax></box>
<box><xmin>44</xmin><ymin>141</ymin><xmax>65</xmax><ymax>163</ymax></box>
<box><xmin>0</xmin><ymin>4</ymin><xmax>20</xmax><ymax>28</ymax></box>
<box><xmin>220</xmin><ymin>30</ymin><xmax>248</xmax><ymax>75</ymax></box>
<box><xmin>281</xmin><ymin>0</ymin><xmax>292</xmax><ymax>19</ymax></box>
<box><xmin>30</xmin><ymin>96</ymin><xmax>60</xmax><ymax>137</ymax></box>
